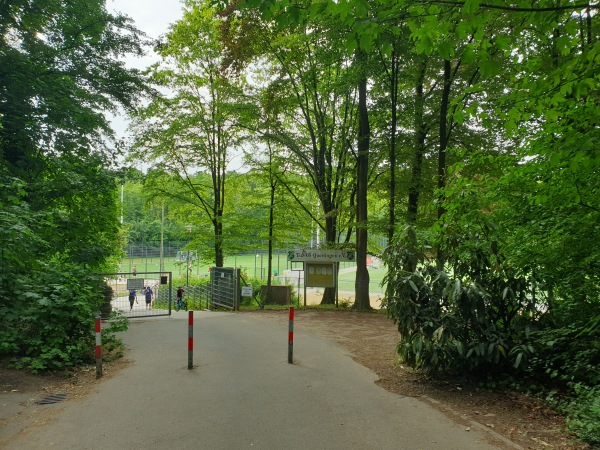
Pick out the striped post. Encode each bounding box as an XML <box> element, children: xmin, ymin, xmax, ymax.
<box><xmin>288</xmin><ymin>306</ymin><xmax>294</xmax><ymax>364</ymax></box>
<box><xmin>188</xmin><ymin>310</ymin><xmax>194</xmax><ymax>370</ymax></box>
<box><xmin>94</xmin><ymin>315</ymin><xmax>102</xmax><ymax>379</ymax></box>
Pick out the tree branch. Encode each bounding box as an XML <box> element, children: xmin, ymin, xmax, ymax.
<box><xmin>425</xmin><ymin>1</ymin><xmax>599</xmax><ymax>12</ymax></box>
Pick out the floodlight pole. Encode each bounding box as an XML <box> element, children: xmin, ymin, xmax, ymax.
<box><xmin>186</xmin><ymin>250</ymin><xmax>190</xmax><ymax>286</ymax></box>
<box><xmin>185</xmin><ymin>225</ymin><xmax>192</xmax><ymax>287</ymax></box>
<box><xmin>160</xmin><ymin>202</ymin><xmax>164</xmax><ymax>273</ymax></box>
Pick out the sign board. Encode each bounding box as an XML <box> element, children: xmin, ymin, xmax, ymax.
<box><xmin>126</xmin><ymin>278</ymin><xmax>145</xmax><ymax>290</ymax></box>
<box><xmin>287</xmin><ymin>249</ymin><xmax>355</xmax><ymax>263</ymax></box>
<box><xmin>305</xmin><ymin>263</ymin><xmax>336</xmax><ymax>288</ymax></box>
<box><xmin>241</xmin><ymin>286</ymin><xmax>253</xmax><ymax>297</ymax></box>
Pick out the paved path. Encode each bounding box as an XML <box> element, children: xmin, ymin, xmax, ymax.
<box><xmin>3</xmin><ymin>311</ymin><xmax>505</xmax><ymax>449</ymax></box>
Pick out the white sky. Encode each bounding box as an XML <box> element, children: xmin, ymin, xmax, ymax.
<box><xmin>109</xmin><ymin>0</ymin><xmax>185</xmax><ymax>67</ymax></box>
<box><xmin>106</xmin><ymin>0</ymin><xmax>247</xmax><ymax>172</ymax></box>
<box><xmin>107</xmin><ymin>0</ymin><xmax>185</xmax><ymax>137</ymax></box>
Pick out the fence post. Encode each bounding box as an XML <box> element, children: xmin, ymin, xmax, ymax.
<box><xmin>188</xmin><ymin>310</ymin><xmax>194</xmax><ymax>370</ymax></box>
<box><xmin>95</xmin><ymin>315</ymin><xmax>102</xmax><ymax>378</ymax></box>
<box><xmin>288</xmin><ymin>306</ymin><xmax>294</xmax><ymax>364</ymax></box>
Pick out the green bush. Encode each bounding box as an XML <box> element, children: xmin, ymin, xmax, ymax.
<box><xmin>561</xmin><ymin>384</ymin><xmax>600</xmax><ymax>446</ymax></box>
<box><xmin>384</xmin><ymin>224</ymin><xmax>600</xmax><ymax>447</ymax></box>
<box><xmin>527</xmin><ymin>305</ymin><xmax>600</xmax><ymax>446</ymax></box>
<box><xmin>0</xmin><ymin>265</ymin><xmax>128</xmax><ymax>372</ymax></box>
<box><xmin>529</xmin><ymin>322</ymin><xmax>600</xmax><ymax>388</ymax></box>
<box><xmin>101</xmin><ymin>311</ymin><xmax>129</xmax><ymax>361</ymax></box>
<box><xmin>0</xmin><ymin>168</ymin><xmax>129</xmax><ymax>373</ymax></box>
<box><xmin>383</xmin><ymin>226</ymin><xmax>538</xmax><ymax>376</ymax></box>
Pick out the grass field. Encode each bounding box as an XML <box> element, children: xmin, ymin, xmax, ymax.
<box><xmin>119</xmin><ymin>252</ymin><xmax>387</xmax><ymax>294</ymax></box>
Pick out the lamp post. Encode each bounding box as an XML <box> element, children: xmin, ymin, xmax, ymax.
<box><xmin>185</xmin><ymin>225</ymin><xmax>192</xmax><ymax>286</ymax></box>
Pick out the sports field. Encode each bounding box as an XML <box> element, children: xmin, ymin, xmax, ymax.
<box><xmin>119</xmin><ymin>252</ymin><xmax>387</xmax><ymax>295</ymax></box>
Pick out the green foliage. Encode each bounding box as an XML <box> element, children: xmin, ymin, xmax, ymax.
<box><xmin>0</xmin><ymin>0</ymin><xmax>144</xmax><ymax>373</ymax></box>
<box><xmin>101</xmin><ymin>311</ymin><xmax>129</xmax><ymax>361</ymax></box>
<box><xmin>560</xmin><ymin>384</ymin><xmax>600</xmax><ymax>447</ymax></box>
<box><xmin>0</xmin><ymin>161</ymin><xmax>128</xmax><ymax>372</ymax></box>
<box><xmin>0</xmin><ymin>0</ymin><xmax>149</xmax><ymax>175</ymax></box>
<box><xmin>0</xmin><ymin>264</ymin><xmax>126</xmax><ymax>372</ymax></box>
<box><xmin>383</xmin><ymin>225</ymin><xmax>539</xmax><ymax>376</ymax></box>
<box><xmin>130</xmin><ymin>0</ymin><xmax>258</xmax><ymax>267</ymax></box>
<box><xmin>529</xmin><ymin>318</ymin><xmax>600</xmax><ymax>389</ymax></box>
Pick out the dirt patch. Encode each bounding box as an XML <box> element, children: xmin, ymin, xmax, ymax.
<box><xmin>247</xmin><ymin>309</ymin><xmax>590</xmax><ymax>450</ymax></box>
<box><xmin>0</xmin><ymin>357</ymin><xmax>131</xmax><ymax>398</ymax></box>
<box><xmin>0</xmin><ymin>357</ymin><xmax>131</xmax><ymax>447</ymax></box>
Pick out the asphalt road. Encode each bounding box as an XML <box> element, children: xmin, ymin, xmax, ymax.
<box><xmin>3</xmin><ymin>311</ymin><xmax>505</xmax><ymax>449</ymax></box>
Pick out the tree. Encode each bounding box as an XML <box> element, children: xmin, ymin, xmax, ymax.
<box><xmin>0</xmin><ymin>0</ymin><xmax>147</xmax><ymax>177</ymax></box>
<box><xmin>0</xmin><ymin>0</ymin><xmax>148</xmax><ymax>370</ymax></box>
<box><xmin>218</xmin><ymin>0</ymin><xmax>372</xmax><ymax>305</ymax></box>
<box><xmin>131</xmin><ymin>0</ymin><xmax>252</xmax><ymax>267</ymax></box>
<box><xmin>381</xmin><ymin>1</ymin><xmax>599</xmax><ymax>443</ymax></box>
<box><xmin>226</xmin><ymin>16</ymin><xmax>360</xmax><ymax>303</ymax></box>
<box><xmin>354</xmin><ymin>49</ymin><xmax>371</xmax><ymax>310</ymax></box>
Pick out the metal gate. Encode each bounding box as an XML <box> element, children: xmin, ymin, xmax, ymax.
<box><xmin>210</xmin><ymin>267</ymin><xmax>241</xmax><ymax>310</ymax></box>
<box><xmin>99</xmin><ymin>268</ymin><xmax>240</xmax><ymax>319</ymax></box>
<box><xmin>100</xmin><ymin>272</ymin><xmax>173</xmax><ymax>319</ymax></box>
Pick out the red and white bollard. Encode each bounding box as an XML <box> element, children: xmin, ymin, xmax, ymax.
<box><xmin>188</xmin><ymin>311</ymin><xmax>194</xmax><ymax>370</ymax></box>
<box><xmin>95</xmin><ymin>315</ymin><xmax>102</xmax><ymax>379</ymax></box>
<box><xmin>288</xmin><ymin>307</ymin><xmax>294</xmax><ymax>364</ymax></box>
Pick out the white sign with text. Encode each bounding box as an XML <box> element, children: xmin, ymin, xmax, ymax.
<box><xmin>287</xmin><ymin>248</ymin><xmax>355</xmax><ymax>262</ymax></box>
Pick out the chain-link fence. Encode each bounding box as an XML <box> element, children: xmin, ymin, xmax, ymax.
<box><xmin>101</xmin><ymin>270</ymin><xmax>240</xmax><ymax>317</ymax></box>
<box><xmin>102</xmin><ymin>272</ymin><xmax>172</xmax><ymax>319</ymax></box>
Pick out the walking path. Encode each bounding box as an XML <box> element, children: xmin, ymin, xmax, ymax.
<box><xmin>2</xmin><ymin>311</ymin><xmax>507</xmax><ymax>449</ymax></box>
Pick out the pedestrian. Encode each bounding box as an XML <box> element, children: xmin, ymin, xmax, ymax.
<box><xmin>176</xmin><ymin>286</ymin><xmax>185</xmax><ymax>310</ymax></box>
<box><xmin>128</xmin><ymin>289</ymin><xmax>136</xmax><ymax>310</ymax></box>
<box><xmin>132</xmin><ymin>266</ymin><xmax>137</xmax><ymax>277</ymax></box>
<box><xmin>144</xmin><ymin>286</ymin><xmax>153</xmax><ymax>310</ymax></box>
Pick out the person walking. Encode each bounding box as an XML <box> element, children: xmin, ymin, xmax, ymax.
<box><xmin>128</xmin><ymin>289</ymin><xmax>137</xmax><ymax>310</ymax></box>
<box><xmin>144</xmin><ymin>286</ymin><xmax>153</xmax><ymax>310</ymax></box>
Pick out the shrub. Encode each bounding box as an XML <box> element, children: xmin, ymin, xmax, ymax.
<box><xmin>383</xmin><ymin>226</ymin><xmax>539</xmax><ymax>376</ymax></box>
<box><xmin>0</xmin><ymin>265</ymin><xmax>128</xmax><ymax>372</ymax></box>
<box><xmin>561</xmin><ymin>384</ymin><xmax>600</xmax><ymax>446</ymax></box>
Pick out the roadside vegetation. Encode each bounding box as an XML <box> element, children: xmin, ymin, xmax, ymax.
<box><xmin>1</xmin><ymin>0</ymin><xmax>597</xmax><ymax>446</ymax></box>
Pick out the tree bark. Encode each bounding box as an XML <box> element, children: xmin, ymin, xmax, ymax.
<box><xmin>214</xmin><ymin>219</ymin><xmax>224</xmax><ymax>267</ymax></box>
<box><xmin>354</xmin><ymin>54</ymin><xmax>371</xmax><ymax>311</ymax></box>
<box><xmin>407</xmin><ymin>59</ymin><xmax>428</xmax><ymax>226</ymax></box>
<box><xmin>388</xmin><ymin>51</ymin><xmax>399</xmax><ymax>243</ymax></box>
<box><xmin>436</xmin><ymin>59</ymin><xmax>451</xmax><ymax>269</ymax></box>
<box><xmin>319</xmin><ymin>217</ymin><xmax>337</xmax><ymax>304</ymax></box>
<box><xmin>265</xmin><ymin>157</ymin><xmax>276</xmax><ymax>307</ymax></box>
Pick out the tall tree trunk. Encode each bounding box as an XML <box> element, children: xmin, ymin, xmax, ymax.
<box><xmin>354</xmin><ymin>56</ymin><xmax>370</xmax><ymax>311</ymax></box>
<box><xmin>407</xmin><ymin>59</ymin><xmax>427</xmax><ymax>227</ymax></box>
<box><xmin>214</xmin><ymin>218</ymin><xmax>224</xmax><ymax>267</ymax></box>
<box><xmin>436</xmin><ymin>59</ymin><xmax>451</xmax><ymax>269</ymax></box>
<box><xmin>320</xmin><ymin>217</ymin><xmax>337</xmax><ymax>304</ymax></box>
<box><xmin>214</xmin><ymin>159</ymin><xmax>225</xmax><ymax>268</ymax></box>
<box><xmin>385</xmin><ymin>51</ymin><xmax>401</xmax><ymax>302</ymax></box>
<box><xmin>388</xmin><ymin>51</ymin><xmax>399</xmax><ymax>244</ymax></box>
<box><xmin>265</xmin><ymin>162</ymin><xmax>276</xmax><ymax>307</ymax></box>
